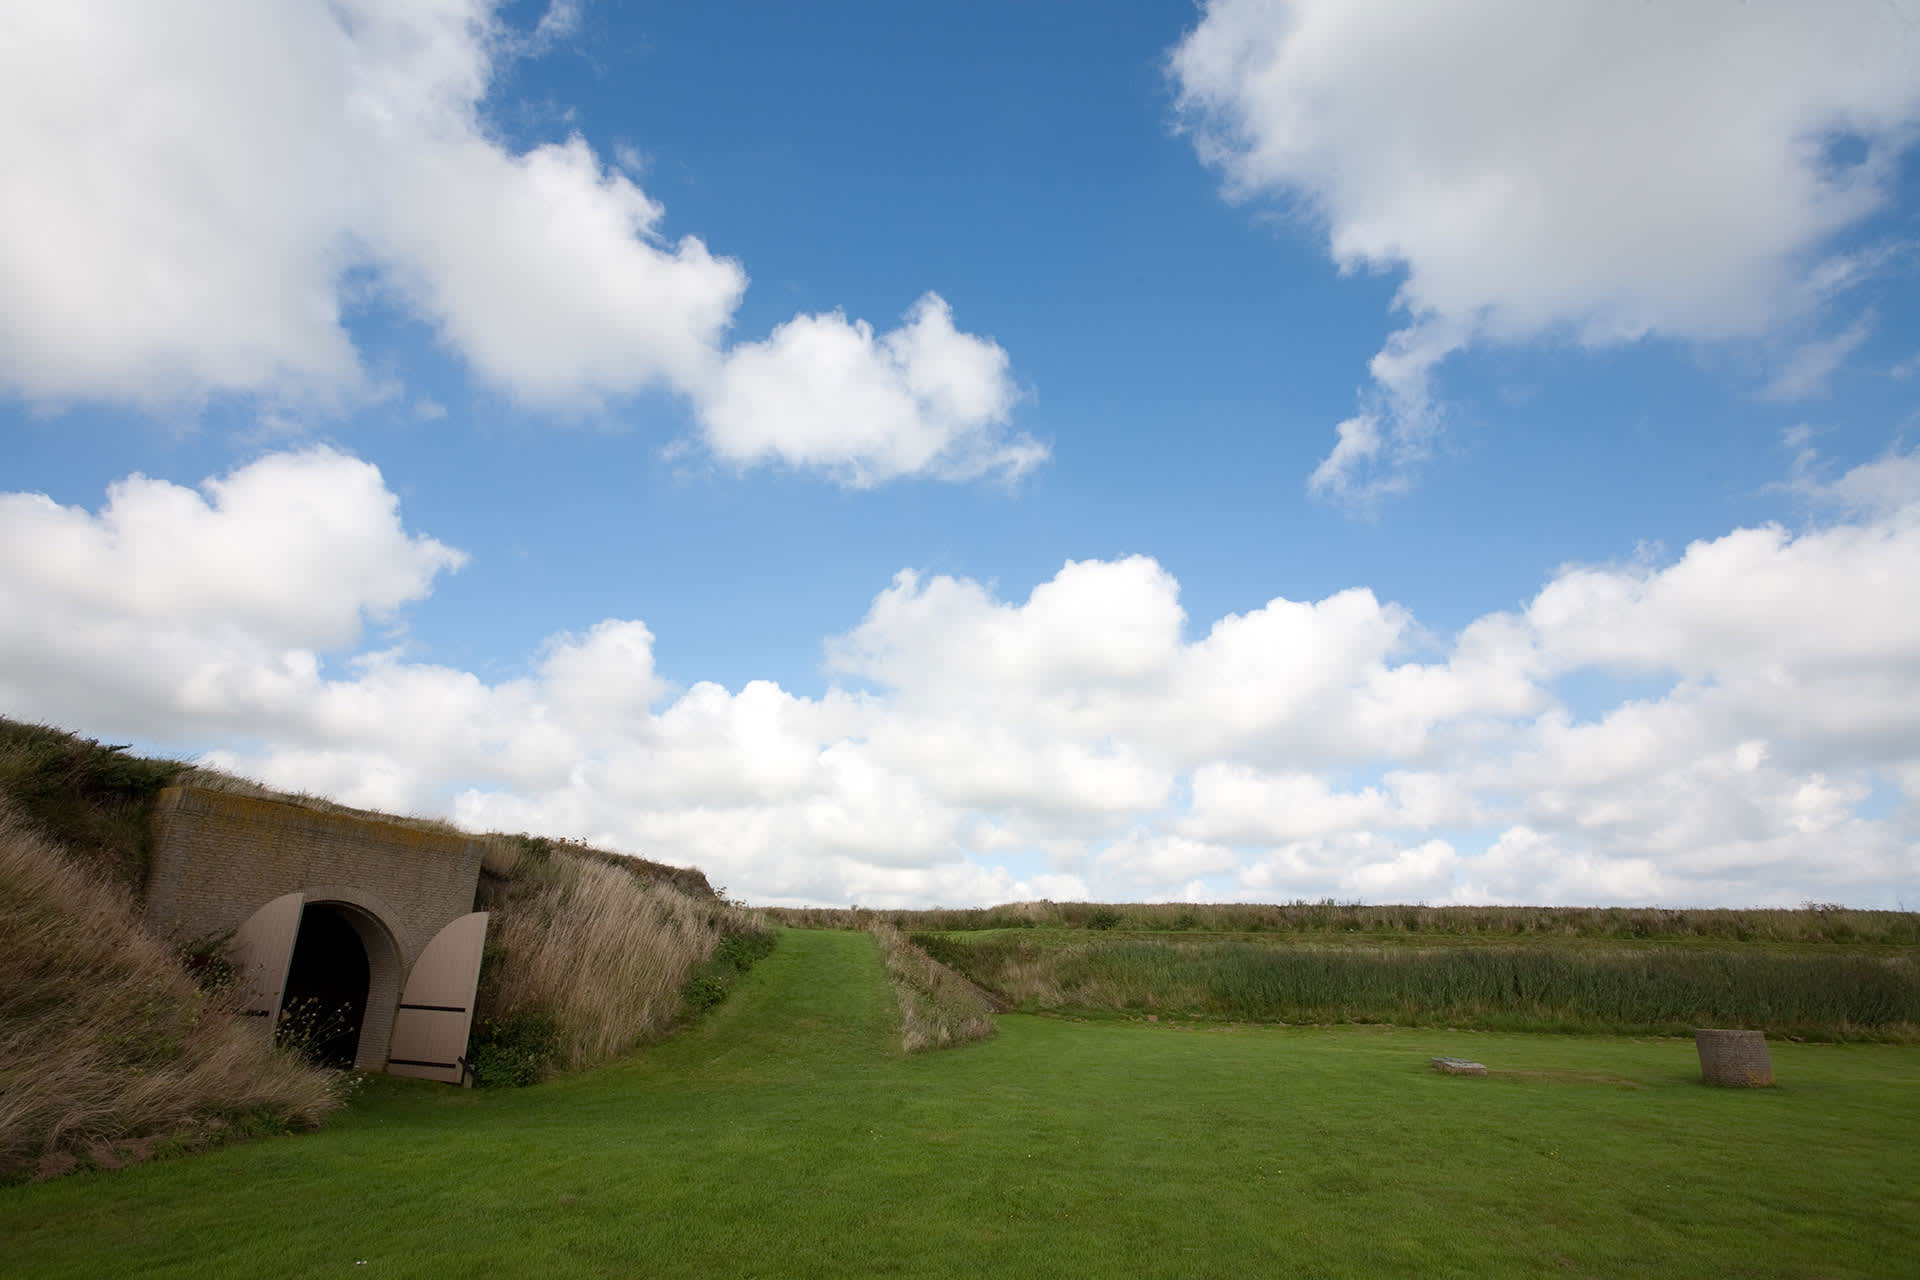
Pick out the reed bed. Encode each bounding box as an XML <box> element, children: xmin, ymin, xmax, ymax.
<box><xmin>0</xmin><ymin>803</ymin><xmax>342</xmax><ymax>1184</ymax></box>
<box><xmin>914</xmin><ymin>932</ymin><xmax>1920</xmax><ymax>1041</ymax></box>
<box><xmin>768</xmin><ymin>899</ymin><xmax>1920</xmax><ymax>944</ymax></box>
<box><xmin>476</xmin><ymin>854</ymin><xmax>770</xmax><ymax>1074</ymax></box>
<box><xmin>868</xmin><ymin>924</ymin><xmax>997</xmax><ymax>1053</ymax></box>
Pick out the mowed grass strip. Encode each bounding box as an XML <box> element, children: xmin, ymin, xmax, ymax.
<box><xmin>916</xmin><ymin>929</ymin><xmax>1920</xmax><ymax>1040</ymax></box>
<box><xmin>6</xmin><ymin>928</ymin><xmax>1918</xmax><ymax>1279</ymax></box>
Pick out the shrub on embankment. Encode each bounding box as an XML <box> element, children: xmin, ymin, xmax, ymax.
<box><xmin>0</xmin><ymin>718</ymin><xmax>185</xmax><ymax>893</ymax></box>
<box><xmin>914</xmin><ymin>932</ymin><xmax>1920</xmax><ymax>1040</ymax></box>
<box><xmin>0</xmin><ymin>801</ymin><xmax>342</xmax><ymax>1184</ymax></box>
<box><xmin>869</xmin><ymin>924</ymin><xmax>996</xmax><ymax>1053</ymax></box>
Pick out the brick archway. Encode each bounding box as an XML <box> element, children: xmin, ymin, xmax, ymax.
<box><xmin>144</xmin><ymin>787</ymin><xmax>487</xmax><ymax>1082</ymax></box>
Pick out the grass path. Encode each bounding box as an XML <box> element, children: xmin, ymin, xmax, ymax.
<box><xmin>6</xmin><ymin>928</ymin><xmax>1918</xmax><ymax>1279</ymax></box>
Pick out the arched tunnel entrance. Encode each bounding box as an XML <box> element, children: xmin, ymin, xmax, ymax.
<box><xmin>279</xmin><ymin>903</ymin><xmax>371</xmax><ymax>1068</ymax></box>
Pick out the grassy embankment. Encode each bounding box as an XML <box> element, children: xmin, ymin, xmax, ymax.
<box><xmin>0</xmin><ymin>718</ymin><xmax>769</xmax><ymax>1180</ymax></box>
<box><xmin>5</xmin><ymin>926</ymin><xmax>1917</xmax><ymax>1279</ymax></box>
<box><xmin>469</xmin><ymin>833</ymin><xmax>771</xmax><ymax>1082</ymax></box>
<box><xmin>769</xmin><ymin>902</ymin><xmax>1920</xmax><ymax>1041</ymax></box>
<box><xmin>868</xmin><ymin>923</ymin><xmax>997</xmax><ymax>1052</ymax></box>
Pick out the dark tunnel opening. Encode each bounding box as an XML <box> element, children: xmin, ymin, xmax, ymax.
<box><xmin>279</xmin><ymin>903</ymin><xmax>371</xmax><ymax>1068</ymax></box>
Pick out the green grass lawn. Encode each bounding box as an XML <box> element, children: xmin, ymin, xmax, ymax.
<box><xmin>7</xmin><ymin>928</ymin><xmax>1917</xmax><ymax>1279</ymax></box>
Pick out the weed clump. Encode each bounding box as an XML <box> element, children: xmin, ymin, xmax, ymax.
<box><xmin>682</xmin><ymin>930</ymin><xmax>778</xmax><ymax>1018</ymax></box>
<box><xmin>468</xmin><ymin>1009</ymin><xmax>562</xmax><ymax>1088</ymax></box>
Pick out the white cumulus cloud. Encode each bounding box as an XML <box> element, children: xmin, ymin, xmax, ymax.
<box><xmin>1171</xmin><ymin>0</ymin><xmax>1920</xmax><ymax>505</ymax></box>
<box><xmin>699</xmin><ymin>295</ymin><xmax>1042</xmax><ymax>487</ymax></box>
<box><xmin>4</xmin><ymin>447</ymin><xmax>1918</xmax><ymax>907</ymax></box>
<box><xmin>0</xmin><ymin>0</ymin><xmax>1032</xmax><ymax>487</ymax></box>
<box><xmin>0</xmin><ymin>447</ymin><xmax>463</xmax><ymax>739</ymax></box>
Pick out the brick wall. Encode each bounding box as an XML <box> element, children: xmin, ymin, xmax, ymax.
<box><xmin>143</xmin><ymin>786</ymin><xmax>483</xmax><ymax>970</ymax></box>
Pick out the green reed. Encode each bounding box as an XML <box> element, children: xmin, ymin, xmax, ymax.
<box><xmin>915</xmin><ymin>932</ymin><xmax>1920</xmax><ymax>1040</ymax></box>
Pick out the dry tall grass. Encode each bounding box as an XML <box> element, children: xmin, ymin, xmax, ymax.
<box><xmin>479</xmin><ymin>830</ymin><xmax>714</xmax><ymax>900</ymax></box>
<box><xmin>0</xmin><ymin>803</ymin><xmax>341</xmax><ymax>1184</ymax></box>
<box><xmin>870</xmin><ymin>924</ymin><xmax>997</xmax><ymax>1053</ymax></box>
<box><xmin>477</xmin><ymin>854</ymin><xmax>768</xmax><ymax>1073</ymax></box>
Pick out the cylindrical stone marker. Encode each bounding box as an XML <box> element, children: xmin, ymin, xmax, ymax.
<box><xmin>1695</xmin><ymin>1028</ymin><xmax>1773</xmax><ymax>1086</ymax></box>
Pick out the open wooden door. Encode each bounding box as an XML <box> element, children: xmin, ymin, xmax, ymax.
<box><xmin>386</xmin><ymin>912</ymin><xmax>488</xmax><ymax>1085</ymax></box>
<box><xmin>231</xmin><ymin>891</ymin><xmax>304</xmax><ymax>1025</ymax></box>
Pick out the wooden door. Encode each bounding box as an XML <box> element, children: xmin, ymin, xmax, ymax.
<box><xmin>386</xmin><ymin>912</ymin><xmax>488</xmax><ymax>1085</ymax></box>
<box><xmin>231</xmin><ymin>891</ymin><xmax>304</xmax><ymax>1025</ymax></box>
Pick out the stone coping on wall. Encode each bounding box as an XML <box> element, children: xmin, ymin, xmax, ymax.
<box><xmin>144</xmin><ymin>786</ymin><xmax>484</xmax><ymax>968</ymax></box>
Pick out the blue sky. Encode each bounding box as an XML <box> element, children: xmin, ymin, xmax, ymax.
<box><xmin>4</xmin><ymin>1</ymin><xmax>1919</xmax><ymax>907</ymax></box>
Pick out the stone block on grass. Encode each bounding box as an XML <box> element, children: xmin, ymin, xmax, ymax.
<box><xmin>1695</xmin><ymin>1029</ymin><xmax>1773</xmax><ymax>1086</ymax></box>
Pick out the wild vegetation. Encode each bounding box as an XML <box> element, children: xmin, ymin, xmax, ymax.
<box><xmin>0</xmin><ymin>800</ymin><xmax>341</xmax><ymax>1184</ymax></box>
<box><xmin>472</xmin><ymin>836</ymin><xmax>772</xmax><ymax>1080</ymax></box>
<box><xmin>5</xmin><ymin>929</ymin><xmax>1916</xmax><ymax>1279</ymax></box>
<box><xmin>911</xmin><ymin>930</ymin><xmax>1919</xmax><ymax>1041</ymax></box>
<box><xmin>0</xmin><ymin>717</ymin><xmax>186</xmax><ymax>893</ymax></box>
<box><xmin>477</xmin><ymin>828</ymin><xmax>716</xmax><ymax>901</ymax></box>
<box><xmin>868</xmin><ymin>923</ymin><xmax>997</xmax><ymax>1053</ymax></box>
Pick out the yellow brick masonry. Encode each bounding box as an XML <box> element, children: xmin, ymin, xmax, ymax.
<box><xmin>143</xmin><ymin>786</ymin><xmax>483</xmax><ymax>972</ymax></box>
